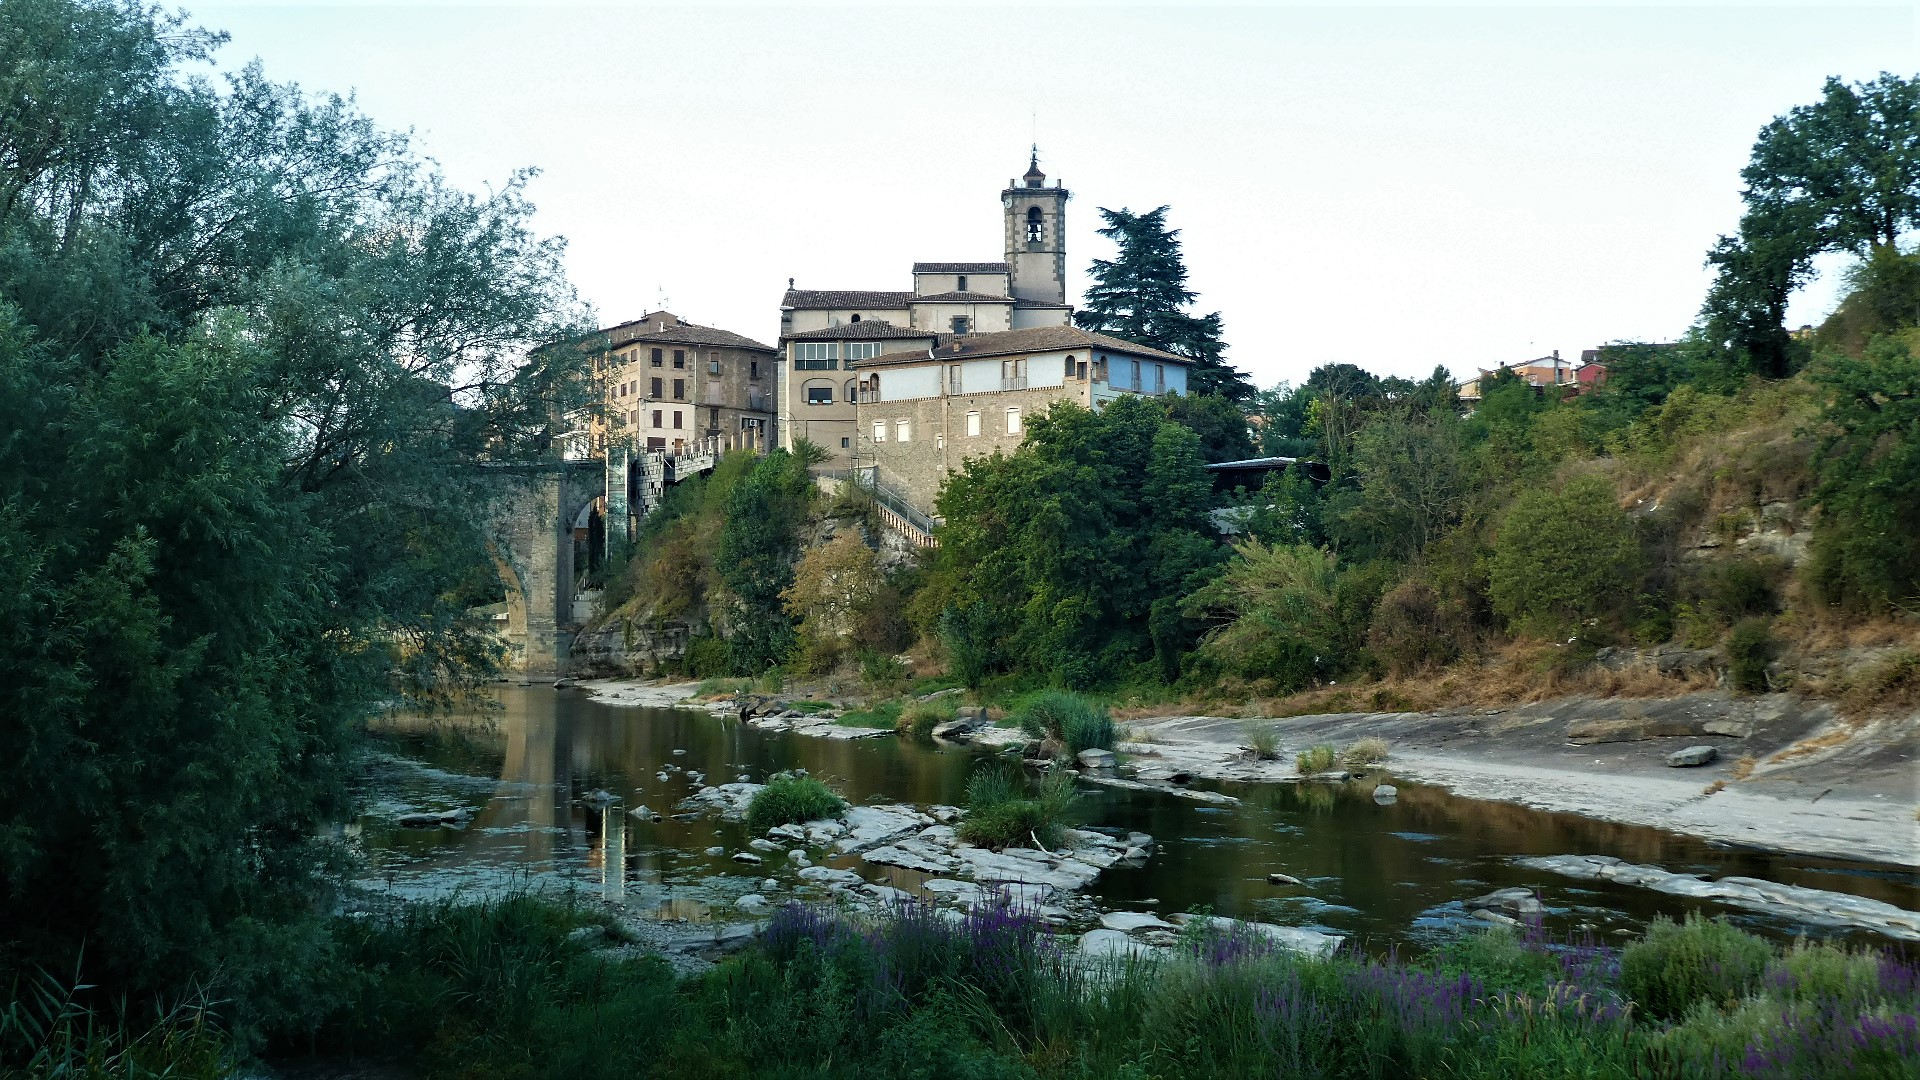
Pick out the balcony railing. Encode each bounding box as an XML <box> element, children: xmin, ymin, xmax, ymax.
<box><xmin>999</xmin><ymin>377</ymin><xmax>1028</xmax><ymax>391</ymax></box>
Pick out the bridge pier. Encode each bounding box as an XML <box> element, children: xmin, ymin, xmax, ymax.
<box><xmin>484</xmin><ymin>460</ymin><xmax>603</xmax><ymax>675</ymax></box>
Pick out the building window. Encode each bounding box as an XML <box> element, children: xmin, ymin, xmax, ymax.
<box><xmin>794</xmin><ymin>342</ymin><xmax>838</xmax><ymax>370</ymax></box>
<box><xmin>673</xmin><ymin>410</ymin><xmax>683</xmax><ymax>429</ymax></box>
<box><xmin>750</xmin><ymin>360</ymin><xmax>760</xmax><ymax>379</ymax></box>
<box><xmin>841</xmin><ymin>437</ymin><xmax>850</xmax><ymax>448</ymax></box>
<box><xmin>1131</xmin><ymin>359</ymin><xmax>1141</xmax><ymax>388</ymax></box>
<box><xmin>806</xmin><ymin>386</ymin><xmax>833</xmax><ymax>405</ymax></box>
<box><xmin>956</xmin><ymin>274</ymin><xmax>968</xmax><ymax>292</ymax></box>
<box><xmin>951</xmin><ymin>316</ymin><xmax>970</xmax><ymax>335</ymax></box>
<box><xmin>673</xmin><ymin>349</ymin><xmax>686</xmax><ymax>368</ymax></box>
<box><xmin>651</xmin><ymin>409</ymin><xmax>662</xmax><ymax>427</ymax></box>
<box><xmin>1006</xmin><ymin>407</ymin><xmax>1022</xmax><ymax>435</ymax></box>
<box><xmin>709</xmin><ymin>357</ymin><xmax>721</xmax><ymax>375</ymax></box>
<box><xmin>1026</xmin><ymin>206</ymin><xmax>1043</xmax><ymax>243</ymax></box>
<box><xmin>896</xmin><ymin>419</ymin><xmax>910</xmax><ymax>443</ymax></box>
<box><xmin>672</xmin><ymin>378</ymin><xmax>685</xmax><ymax>400</ymax></box>
<box><xmin>650</xmin><ymin>377</ymin><xmax>662</xmax><ymax>398</ymax></box>
<box><xmin>651</xmin><ymin>348</ymin><xmax>663</xmax><ymax>367</ymax></box>
<box><xmin>708</xmin><ymin>407</ymin><xmax>720</xmax><ymax>430</ymax></box>
<box><xmin>965</xmin><ymin>410</ymin><xmax>980</xmax><ymax>437</ymax></box>
<box><xmin>936</xmin><ymin>432</ymin><xmax>945</xmax><ymax>450</ymax></box>
<box><xmin>1155</xmin><ymin>364</ymin><xmax>1165</xmax><ymax>393</ymax></box>
<box><xmin>948</xmin><ymin>365</ymin><xmax>962</xmax><ymax>394</ymax></box>
<box><xmin>845</xmin><ymin>342</ymin><xmax>881</xmax><ymax>361</ymax></box>
<box><xmin>872</xmin><ymin>421</ymin><xmax>886</xmax><ymax>444</ymax></box>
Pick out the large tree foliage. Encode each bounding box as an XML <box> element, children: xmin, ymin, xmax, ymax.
<box><xmin>1073</xmin><ymin>205</ymin><xmax>1253</xmax><ymax>402</ymax></box>
<box><xmin>1701</xmin><ymin>73</ymin><xmax>1920</xmax><ymax>378</ymax></box>
<box><xmin>1805</xmin><ymin>334</ymin><xmax>1920</xmax><ymax>614</ymax></box>
<box><xmin>932</xmin><ymin>396</ymin><xmax>1221</xmax><ymax>687</ymax></box>
<box><xmin>0</xmin><ymin>0</ymin><xmax>588</xmax><ymax>1022</ymax></box>
<box><xmin>717</xmin><ymin>449</ymin><xmax>816</xmax><ymax>673</ymax></box>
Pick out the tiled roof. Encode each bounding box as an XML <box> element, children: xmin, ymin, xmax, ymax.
<box><xmin>782</xmin><ymin>289</ymin><xmax>914</xmax><ymax>310</ymax></box>
<box><xmin>782</xmin><ymin>322</ymin><xmax>937</xmax><ymax>342</ymax></box>
<box><xmin>912</xmin><ymin>262</ymin><xmax>1010</xmax><ymax>274</ymax></box>
<box><xmin>910</xmin><ymin>291</ymin><xmax>1015</xmax><ymax>304</ymax></box>
<box><xmin>601</xmin><ymin>315</ymin><xmax>773</xmax><ymax>352</ymax></box>
<box><xmin>853</xmin><ymin>325</ymin><xmax>1189</xmax><ymax>369</ymax></box>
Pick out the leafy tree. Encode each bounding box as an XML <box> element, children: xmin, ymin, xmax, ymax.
<box><xmin>1181</xmin><ymin>541</ymin><xmax>1340</xmax><ymax>692</ymax></box>
<box><xmin>783</xmin><ymin>534</ymin><xmax>886</xmax><ymax>673</ymax></box>
<box><xmin>1804</xmin><ymin>334</ymin><xmax>1920</xmax><ymax>613</ymax></box>
<box><xmin>1074</xmin><ymin>205</ymin><xmax>1253</xmax><ymax>401</ymax></box>
<box><xmin>1163</xmin><ymin>391</ymin><xmax>1254</xmax><ymax>462</ymax></box>
<box><xmin>717</xmin><ymin>450</ymin><xmax>815</xmax><ymax>672</ymax></box>
<box><xmin>1487</xmin><ymin>475</ymin><xmax>1643</xmax><ymax>638</ymax></box>
<box><xmin>1334</xmin><ymin>409</ymin><xmax>1472</xmax><ymax>559</ymax></box>
<box><xmin>932</xmin><ymin>396</ymin><xmax>1221</xmax><ymax>686</ymax></box>
<box><xmin>1700</xmin><ymin>73</ymin><xmax>1920</xmax><ymax>378</ymax></box>
<box><xmin>0</xmin><ymin>0</ymin><xmax>588</xmax><ymax>1020</ymax></box>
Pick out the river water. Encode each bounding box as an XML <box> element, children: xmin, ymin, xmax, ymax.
<box><xmin>352</xmin><ymin>686</ymin><xmax>1918</xmax><ymax>951</ymax></box>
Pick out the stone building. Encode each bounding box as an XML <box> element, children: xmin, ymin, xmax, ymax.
<box><xmin>851</xmin><ymin>325</ymin><xmax>1191</xmax><ymax>514</ymax></box>
<box><xmin>775</xmin><ymin>151</ymin><xmax>1076</xmax><ymax>471</ymax></box>
<box><xmin>584</xmin><ymin>311</ymin><xmax>775</xmax><ymax>456</ymax></box>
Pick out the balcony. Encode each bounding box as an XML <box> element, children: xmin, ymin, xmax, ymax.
<box><xmin>999</xmin><ymin>377</ymin><xmax>1028</xmax><ymax>391</ymax></box>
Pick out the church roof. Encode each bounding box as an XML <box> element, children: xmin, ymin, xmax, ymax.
<box><xmin>852</xmin><ymin>325</ymin><xmax>1189</xmax><ymax>369</ymax></box>
<box><xmin>1013</xmin><ymin>299</ymin><xmax>1073</xmax><ymax>310</ymax></box>
<box><xmin>782</xmin><ymin>289</ymin><xmax>913</xmax><ymax>310</ymax></box>
<box><xmin>910</xmin><ymin>291</ymin><xmax>1015</xmax><ymax>304</ymax></box>
<box><xmin>781</xmin><ymin>322</ymin><xmax>937</xmax><ymax>342</ymax></box>
<box><xmin>912</xmin><ymin>262</ymin><xmax>1010</xmax><ymax>274</ymax></box>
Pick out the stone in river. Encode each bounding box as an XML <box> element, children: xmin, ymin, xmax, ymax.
<box><xmin>628</xmin><ymin>804</ymin><xmax>658</xmax><ymax>821</ymax></box>
<box><xmin>798</xmin><ymin>865</ymin><xmax>862</xmax><ymax>886</ymax></box>
<box><xmin>1373</xmin><ymin>784</ymin><xmax>1398</xmax><ymax>802</ymax></box>
<box><xmin>396</xmin><ymin>812</ymin><xmax>444</xmax><ymax>828</ymax></box>
<box><xmin>749</xmin><ymin>838</ymin><xmax>782</xmax><ymax>853</ymax></box>
<box><xmin>1466</xmin><ymin>887</ymin><xmax>1544</xmax><ymax>916</ymax></box>
<box><xmin>1666</xmin><ymin>746</ymin><xmax>1718</xmax><ymax>767</ymax></box>
<box><xmin>704</xmin><ymin>846</ymin><xmax>725</xmax><ymax>856</ymax></box>
<box><xmin>671</xmin><ymin>749</ymin><xmax>687</xmax><ymax>755</ymax></box>
<box><xmin>731</xmin><ymin>851</ymin><xmax>763</xmax><ymax>865</ymax></box>
<box><xmin>1076</xmin><ymin>748</ymin><xmax>1117</xmax><ymax>770</ymax></box>
<box><xmin>1099</xmin><ymin>911</ymin><xmax>1175</xmax><ymax>933</ymax></box>
<box><xmin>735</xmin><ymin>894</ymin><xmax>769</xmax><ymax>911</ymax></box>
<box><xmin>1267</xmin><ymin>872</ymin><xmax>1304</xmax><ymax>886</ymax></box>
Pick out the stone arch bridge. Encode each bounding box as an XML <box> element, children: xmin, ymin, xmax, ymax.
<box><xmin>480</xmin><ymin>437</ymin><xmax>734</xmax><ymax>674</ymax></box>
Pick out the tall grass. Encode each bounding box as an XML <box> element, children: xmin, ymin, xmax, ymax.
<box><xmin>1296</xmin><ymin>743</ymin><xmax>1338</xmax><ymax>773</ymax></box>
<box><xmin>955</xmin><ymin>763</ymin><xmax>1077</xmax><ymax>849</ymax></box>
<box><xmin>895</xmin><ymin>699</ymin><xmax>955</xmax><ymax>741</ymax></box>
<box><xmin>1014</xmin><ymin>691</ymin><xmax>1115</xmax><ymax>756</ymax></box>
<box><xmin>745</xmin><ymin>776</ymin><xmax>847</xmax><ymax>832</ymax></box>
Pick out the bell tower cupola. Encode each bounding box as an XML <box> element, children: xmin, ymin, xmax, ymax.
<box><xmin>1003</xmin><ymin>146</ymin><xmax>1069</xmax><ymax>306</ymax></box>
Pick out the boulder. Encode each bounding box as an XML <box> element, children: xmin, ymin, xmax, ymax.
<box><xmin>397</xmin><ymin>812</ymin><xmax>444</xmax><ymax>828</ymax></box>
<box><xmin>1372</xmin><ymin>784</ymin><xmax>1399</xmax><ymax>802</ymax></box>
<box><xmin>731</xmin><ymin>851</ymin><xmax>763</xmax><ymax>865</ymax></box>
<box><xmin>1266</xmin><ymin>872</ymin><xmax>1304</xmax><ymax>886</ymax></box>
<box><xmin>1079</xmin><ymin>928</ymin><xmax>1158</xmax><ymax>959</ymax></box>
<box><xmin>748</xmin><ymin>838</ymin><xmax>783</xmax><ymax>853</ymax></box>
<box><xmin>629</xmin><ymin>804</ymin><xmax>659</xmax><ymax>821</ymax></box>
<box><xmin>704</xmin><ymin>846</ymin><xmax>725</xmax><ymax>856</ymax></box>
<box><xmin>798</xmin><ymin>865</ymin><xmax>862</xmax><ymax>886</ymax></box>
<box><xmin>735</xmin><ymin>894</ymin><xmax>769</xmax><ymax>911</ymax></box>
<box><xmin>1099</xmin><ymin>911</ymin><xmax>1175</xmax><ymax>933</ymax></box>
<box><xmin>1466</xmin><ymin>887</ymin><xmax>1544</xmax><ymax>917</ymax></box>
<box><xmin>1666</xmin><ymin>745</ymin><xmax>1719</xmax><ymax>768</ymax></box>
<box><xmin>1076</xmin><ymin>748</ymin><xmax>1117</xmax><ymax>770</ymax></box>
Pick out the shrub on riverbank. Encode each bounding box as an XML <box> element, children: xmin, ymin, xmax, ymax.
<box><xmin>1297</xmin><ymin>743</ymin><xmax>1338</xmax><ymax>773</ymax></box>
<box><xmin>1622</xmin><ymin>912</ymin><xmax>1773</xmax><ymax>1019</ymax></box>
<box><xmin>1015</xmin><ymin>691</ymin><xmax>1115</xmax><ymax>756</ymax></box>
<box><xmin>896</xmin><ymin>699</ymin><xmax>956</xmax><ymax>741</ymax></box>
<box><xmin>746</xmin><ymin>777</ymin><xmax>846</xmax><ymax>832</ymax></box>
<box><xmin>1342</xmin><ymin>736</ymin><xmax>1391</xmax><ymax>767</ymax></box>
<box><xmin>956</xmin><ymin>764</ymin><xmax>1077</xmax><ymax>849</ymax></box>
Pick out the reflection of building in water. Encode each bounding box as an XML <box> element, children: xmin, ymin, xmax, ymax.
<box><xmin>494</xmin><ymin>702</ymin><xmax>579</xmax><ymax>865</ymax></box>
<box><xmin>601</xmin><ymin>804</ymin><xmax>626</xmax><ymax>902</ymax></box>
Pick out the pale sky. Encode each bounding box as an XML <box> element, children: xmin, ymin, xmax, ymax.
<box><xmin>199</xmin><ymin>3</ymin><xmax>1916</xmax><ymax>389</ymax></box>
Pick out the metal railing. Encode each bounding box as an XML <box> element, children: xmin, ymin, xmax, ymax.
<box><xmin>854</xmin><ymin>472</ymin><xmax>940</xmax><ymax>544</ymax></box>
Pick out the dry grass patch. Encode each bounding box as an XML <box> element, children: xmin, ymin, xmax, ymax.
<box><xmin>1342</xmin><ymin>737</ymin><xmax>1391</xmax><ymax>767</ymax></box>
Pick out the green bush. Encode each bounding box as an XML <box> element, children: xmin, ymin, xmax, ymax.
<box><xmin>836</xmin><ymin>701</ymin><xmax>902</xmax><ymax>729</ymax></box>
<box><xmin>1341</xmin><ymin>737</ymin><xmax>1390</xmax><ymax>766</ymax></box>
<box><xmin>683</xmin><ymin>634</ymin><xmax>731</xmax><ymax>678</ymax></box>
<box><xmin>955</xmin><ymin>764</ymin><xmax>1076</xmax><ymax>849</ymax></box>
<box><xmin>745</xmin><ymin>777</ymin><xmax>847</xmax><ymax>833</ymax></box>
<box><xmin>897</xmin><ymin>699</ymin><xmax>956</xmax><ymax>741</ymax></box>
<box><xmin>1727</xmin><ymin>617</ymin><xmax>1775</xmax><ymax>693</ymax></box>
<box><xmin>1013</xmin><ymin>691</ymin><xmax>1114</xmax><ymax>755</ymax></box>
<box><xmin>1620</xmin><ymin>913</ymin><xmax>1771</xmax><ymax>1020</ymax></box>
<box><xmin>1488</xmin><ymin>474</ymin><xmax>1644</xmax><ymax>638</ymax></box>
<box><xmin>1296</xmin><ymin>744</ymin><xmax>1338</xmax><ymax>773</ymax></box>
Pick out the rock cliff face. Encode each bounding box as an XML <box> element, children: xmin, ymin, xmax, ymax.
<box><xmin>569</xmin><ymin>617</ymin><xmax>694</xmax><ymax>678</ymax></box>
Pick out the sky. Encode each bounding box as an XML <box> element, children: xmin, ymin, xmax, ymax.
<box><xmin>197</xmin><ymin>3</ymin><xmax>1917</xmax><ymax>389</ymax></box>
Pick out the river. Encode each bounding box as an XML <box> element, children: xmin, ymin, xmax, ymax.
<box><xmin>352</xmin><ymin>686</ymin><xmax>1918</xmax><ymax>951</ymax></box>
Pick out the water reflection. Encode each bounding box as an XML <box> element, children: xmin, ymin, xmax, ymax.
<box><xmin>357</xmin><ymin>687</ymin><xmax>1919</xmax><ymax>949</ymax></box>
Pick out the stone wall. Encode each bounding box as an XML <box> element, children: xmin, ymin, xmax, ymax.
<box><xmin>859</xmin><ymin>383</ymin><xmax>1093</xmax><ymax>514</ymax></box>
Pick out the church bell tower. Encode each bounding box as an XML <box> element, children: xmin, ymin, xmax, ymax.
<box><xmin>1003</xmin><ymin>147</ymin><xmax>1069</xmax><ymax>306</ymax></box>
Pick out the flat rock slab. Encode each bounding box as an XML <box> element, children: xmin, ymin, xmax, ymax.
<box><xmin>1515</xmin><ymin>854</ymin><xmax>1920</xmax><ymax>940</ymax></box>
<box><xmin>834</xmin><ymin>806</ymin><xmax>928</xmax><ymax>854</ymax></box>
<box><xmin>677</xmin><ymin>783</ymin><xmax>762</xmax><ymax>820</ymax></box>
<box><xmin>1099</xmin><ymin>911</ymin><xmax>1175</xmax><ymax>932</ymax></box>
<box><xmin>1170</xmin><ymin>914</ymin><xmax>1344</xmax><ymax>960</ymax></box>
<box><xmin>1080</xmin><ymin>928</ymin><xmax>1160</xmax><ymax>959</ymax></box>
<box><xmin>1466</xmin><ymin>887</ymin><xmax>1544</xmax><ymax>916</ymax></box>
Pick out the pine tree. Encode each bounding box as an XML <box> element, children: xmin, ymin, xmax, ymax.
<box><xmin>1074</xmin><ymin>206</ymin><xmax>1254</xmax><ymax>401</ymax></box>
